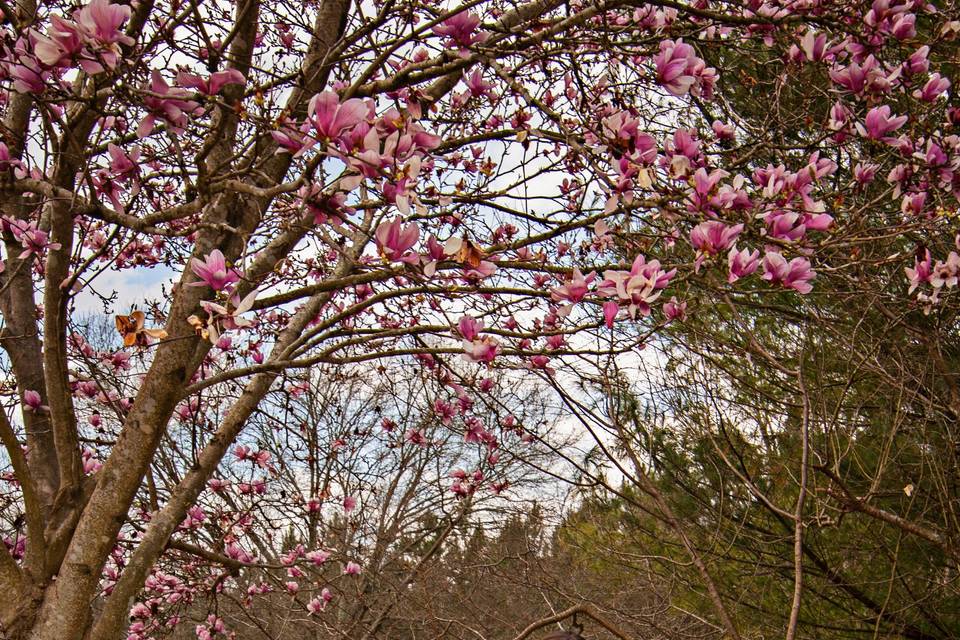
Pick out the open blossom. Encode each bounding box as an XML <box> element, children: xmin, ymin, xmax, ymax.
<box><xmin>405</xmin><ymin>428</ymin><xmax>428</xmax><ymax>446</ymax></box>
<box><xmin>905</xmin><ymin>249</ymin><xmax>932</xmax><ymax>293</ymax></box>
<box><xmin>857</xmin><ymin>105</ymin><xmax>907</xmax><ymax>140</ymax></box>
<box><xmin>798</xmin><ymin>30</ymin><xmax>829</xmax><ymax>62</ymax></box>
<box><xmin>457</xmin><ymin>315</ymin><xmax>482</xmax><ymax>341</ymax></box>
<box><xmin>306</xmin><ymin>91</ymin><xmax>367</xmax><ymax>140</ymax></box>
<box><xmin>225</xmin><ymin>542</ymin><xmax>254</xmax><ymax>563</ymax></box>
<box><xmin>138</xmin><ymin>70</ymin><xmax>201</xmax><ymax>138</ymax></box>
<box><xmin>654</xmin><ymin>39</ymin><xmax>715</xmax><ymax>98</ymax></box>
<box><xmin>177</xmin><ymin>69</ymin><xmax>246</xmax><ymax>96</ymax></box>
<box><xmin>761</xmin><ymin>252</ymin><xmax>815</xmax><ymax>294</ymax></box>
<box><xmin>33</xmin><ymin>16</ymin><xmax>85</xmax><ymax>68</ymax></box>
<box><xmin>343</xmin><ymin>561</ymin><xmax>362</xmax><ymax>575</ymax></box>
<box><xmin>305</xmin><ymin>549</ymin><xmax>330</xmax><ymax>565</ymax></box>
<box><xmin>551</xmin><ymin>268</ymin><xmax>596</xmax><ymax>304</ymax></box>
<box><xmin>854</xmin><ymin>163</ymin><xmax>878</xmax><ymax>184</ymax></box>
<box><xmin>464</xmin><ymin>69</ymin><xmax>494</xmax><ymax>97</ymax></box>
<box><xmin>914</xmin><ymin>73</ymin><xmax>950</xmax><ymax>102</ymax></box>
<box><xmin>374</xmin><ymin>217</ymin><xmax>420</xmax><ymax>262</ymax></box>
<box><xmin>663</xmin><ymin>297</ymin><xmax>687</xmax><ymax>321</ymax></box>
<box><xmin>75</xmin><ymin>0</ymin><xmax>135</xmax><ymax>47</ymax></box>
<box><xmin>690</xmin><ymin>221</ymin><xmax>743</xmax><ymax>256</ymax></box>
<box><xmin>190</xmin><ymin>250</ymin><xmax>241</xmax><ymax>291</ymax></box>
<box><xmin>307</xmin><ymin>597</ymin><xmax>327</xmax><ymax>614</ymax></box>
<box><xmin>930</xmin><ymin>252</ymin><xmax>960</xmax><ymax>290</ymax></box>
<box><xmin>655</xmin><ymin>39</ymin><xmax>695</xmax><ymax>96</ymax></box>
<box><xmin>599</xmin><ymin>112</ymin><xmax>658</xmax><ymax>163</ymax></box>
<box><xmin>433</xmin><ymin>11</ymin><xmax>486</xmax><ymax>47</ymax></box>
<box><xmin>728</xmin><ymin>246</ymin><xmax>760</xmax><ymax>283</ymax></box>
<box><xmin>597</xmin><ymin>254</ymin><xmax>676</xmax><ymax>318</ymax></box>
<box><xmin>8</xmin><ymin>219</ymin><xmax>62</xmax><ymax>259</ymax></box>
<box><xmin>196</xmin><ymin>288</ymin><xmax>258</xmax><ymax>343</ymax></box>
<box><xmin>463</xmin><ymin>336</ymin><xmax>500</xmax><ymax>364</ymax></box>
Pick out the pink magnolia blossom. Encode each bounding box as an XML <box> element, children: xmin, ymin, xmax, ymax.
<box><xmin>901</xmin><ymin>192</ymin><xmax>927</xmax><ymax>217</ymax></box>
<box><xmin>930</xmin><ymin>252</ymin><xmax>960</xmax><ymax>290</ymax></box>
<box><xmin>343</xmin><ymin>561</ymin><xmax>362</xmax><ymax>575</ymax></box>
<box><xmin>7</xmin><ymin>219</ymin><xmax>62</xmax><ymax>259</ymax></box>
<box><xmin>81</xmin><ymin>448</ymin><xmax>102</xmax><ymax>475</ymax></box>
<box><xmin>654</xmin><ymin>39</ymin><xmax>698</xmax><ymax>96</ymax></box>
<box><xmin>690</xmin><ymin>221</ymin><xmax>743</xmax><ymax>256</ymax></box>
<box><xmin>0</xmin><ymin>143</ymin><xmax>23</xmax><ymax>173</ymax></box>
<box><xmin>653</xmin><ymin>38</ymin><xmax>716</xmax><ymax>97</ymax></box>
<box><xmin>602</xmin><ymin>300</ymin><xmax>619</xmax><ymax>328</ymax></box>
<box><xmin>433</xmin><ymin>12</ymin><xmax>487</xmax><ymax>47</ymax></box>
<box><xmin>903</xmin><ymin>45</ymin><xmax>929</xmax><ymax>76</ymax></box>
<box><xmin>306</xmin><ymin>91</ymin><xmax>367</xmax><ymax>141</ymax></box>
<box><xmin>23</xmin><ymin>390</ymin><xmax>47</xmax><ymax>412</ymax></box>
<box><xmin>890</xmin><ymin>12</ymin><xmax>916</xmax><ymax>39</ymax></box>
<box><xmin>463</xmin><ymin>336</ymin><xmax>500</xmax><ymax>364</ymax></box>
<box><xmin>712</xmin><ymin>120</ymin><xmax>735</xmax><ymax>140</ymax></box>
<box><xmin>905</xmin><ymin>250</ymin><xmax>933</xmax><ymax>294</ymax></box>
<box><xmin>663</xmin><ymin>297</ymin><xmax>687</xmax><ymax>321</ymax></box>
<box><xmin>33</xmin><ymin>16</ymin><xmax>85</xmax><ymax>68</ymax></box>
<box><xmin>76</xmin><ymin>0</ymin><xmax>135</xmax><ymax>48</ymax></box>
<box><xmin>33</xmin><ymin>0</ymin><xmax>133</xmax><ymax>73</ymax></box>
<box><xmin>551</xmin><ymin>268</ymin><xmax>596</xmax><ymax>304</ymax></box>
<box><xmin>798</xmin><ymin>30</ymin><xmax>829</xmax><ymax>62</ymax></box>
<box><xmin>529</xmin><ymin>354</ymin><xmax>554</xmax><ymax>375</ymax></box>
<box><xmin>464</xmin><ymin>69</ymin><xmax>494</xmax><ymax>97</ymax></box>
<box><xmin>306</xmin><ymin>549</ymin><xmax>330</xmax><ymax>565</ymax></box>
<box><xmin>405</xmin><ymin>428</ymin><xmax>428</xmax><ymax>446</ymax></box>
<box><xmin>761</xmin><ymin>252</ymin><xmax>815</xmax><ymax>294</ymax></box>
<box><xmin>857</xmin><ymin>105</ymin><xmax>907</xmax><ymax>140</ymax></box>
<box><xmin>9</xmin><ymin>58</ymin><xmax>48</xmax><ymax>94</ymax></box>
<box><xmin>375</xmin><ymin>218</ymin><xmax>420</xmax><ymax>262</ymax></box>
<box><xmin>597</xmin><ymin>255</ymin><xmax>676</xmax><ymax>318</ymax></box>
<box><xmin>727</xmin><ymin>246</ymin><xmax>760</xmax><ymax>283</ymax></box>
<box><xmin>914</xmin><ymin>73</ymin><xmax>950</xmax><ymax>102</ymax></box>
<box><xmin>138</xmin><ymin>71</ymin><xmax>201</xmax><ymax>138</ymax></box>
<box><xmin>177</xmin><ymin>69</ymin><xmax>246</xmax><ymax>96</ymax></box>
<box><xmin>457</xmin><ymin>315</ymin><xmax>482</xmax><ymax>341</ymax></box>
<box><xmin>854</xmin><ymin>163</ymin><xmax>878</xmax><ymax>184</ymax></box>
<box><xmin>190</xmin><ymin>250</ymin><xmax>241</xmax><ymax>292</ymax></box>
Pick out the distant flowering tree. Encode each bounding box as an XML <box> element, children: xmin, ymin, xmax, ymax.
<box><xmin>0</xmin><ymin>0</ymin><xmax>958</xmax><ymax>639</ymax></box>
<box><xmin>107</xmin><ymin>365</ymin><xmax>555</xmax><ymax>640</ymax></box>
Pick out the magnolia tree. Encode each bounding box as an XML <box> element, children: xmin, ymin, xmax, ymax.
<box><xmin>0</xmin><ymin>0</ymin><xmax>957</xmax><ymax>638</ymax></box>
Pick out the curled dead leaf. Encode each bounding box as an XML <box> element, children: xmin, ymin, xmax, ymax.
<box><xmin>116</xmin><ymin>311</ymin><xmax>167</xmax><ymax>348</ymax></box>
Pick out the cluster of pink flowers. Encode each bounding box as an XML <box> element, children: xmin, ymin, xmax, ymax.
<box><xmin>905</xmin><ymin>243</ymin><xmax>960</xmax><ymax>312</ymax></box>
<box><xmin>2</xmin><ymin>0</ymin><xmax>133</xmax><ymax>93</ymax></box>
